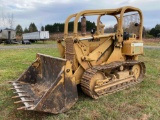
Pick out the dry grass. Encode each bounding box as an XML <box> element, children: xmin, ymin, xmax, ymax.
<box><xmin>143</xmin><ymin>38</ymin><xmax>160</xmax><ymax>46</ymax></box>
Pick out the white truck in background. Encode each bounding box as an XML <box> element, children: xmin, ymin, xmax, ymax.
<box><xmin>0</xmin><ymin>29</ymin><xmax>17</xmax><ymax>44</ymax></box>
<box><xmin>22</xmin><ymin>31</ymin><xmax>49</xmax><ymax>43</ymax></box>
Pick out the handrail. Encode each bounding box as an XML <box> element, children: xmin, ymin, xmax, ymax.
<box><xmin>63</xmin><ymin>6</ymin><xmax>143</xmax><ymax>40</ymax></box>
<box><xmin>119</xmin><ymin>6</ymin><xmax>143</xmax><ymax>40</ymax></box>
<box><xmin>64</xmin><ymin>13</ymin><xmax>77</xmax><ymax>39</ymax></box>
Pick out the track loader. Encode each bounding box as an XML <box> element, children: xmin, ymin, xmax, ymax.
<box><xmin>9</xmin><ymin>6</ymin><xmax>145</xmax><ymax>114</ymax></box>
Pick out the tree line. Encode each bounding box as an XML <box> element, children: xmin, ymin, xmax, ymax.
<box><xmin>45</xmin><ymin>21</ymin><xmax>96</xmax><ymax>33</ymax></box>
<box><xmin>16</xmin><ymin>22</ymin><xmax>38</xmax><ymax>36</ymax></box>
<box><xmin>104</xmin><ymin>23</ymin><xmax>160</xmax><ymax>38</ymax></box>
<box><xmin>149</xmin><ymin>24</ymin><xmax>160</xmax><ymax>37</ymax></box>
<box><xmin>16</xmin><ymin>22</ymin><xmax>160</xmax><ymax>38</ymax></box>
<box><xmin>15</xmin><ymin>21</ymin><xmax>96</xmax><ymax>36</ymax></box>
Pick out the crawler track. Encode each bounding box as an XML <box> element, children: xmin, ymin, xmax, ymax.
<box><xmin>81</xmin><ymin>61</ymin><xmax>145</xmax><ymax>99</ymax></box>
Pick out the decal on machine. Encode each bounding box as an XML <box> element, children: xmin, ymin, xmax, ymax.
<box><xmin>131</xmin><ymin>43</ymin><xmax>143</xmax><ymax>46</ymax></box>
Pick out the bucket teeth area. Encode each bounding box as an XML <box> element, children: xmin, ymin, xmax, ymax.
<box><xmin>10</xmin><ymin>81</ymin><xmax>35</xmax><ymax>110</ymax></box>
<box><xmin>9</xmin><ymin>54</ymin><xmax>78</xmax><ymax>114</ymax></box>
<box><xmin>8</xmin><ymin>81</ymin><xmax>19</xmax><ymax>83</ymax></box>
<box><xmin>14</xmin><ymin>100</ymin><xmax>34</xmax><ymax>104</ymax></box>
<box><xmin>17</xmin><ymin>105</ymin><xmax>34</xmax><ymax>110</ymax></box>
<box><xmin>12</xmin><ymin>95</ymin><xmax>30</xmax><ymax>99</ymax></box>
<box><xmin>13</xmin><ymin>91</ymin><xmax>26</xmax><ymax>94</ymax></box>
<box><xmin>10</xmin><ymin>87</ymin><xmax>23</xmax><ymax>90</ymax></box>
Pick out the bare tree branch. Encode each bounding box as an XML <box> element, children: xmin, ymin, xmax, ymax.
<box><xmin>1</xmin><ymin>11</ymin><xmax>14</xmax><ymax>29</ymax></box>
<box><xmin>8</xmin><ymin>13</ymin><xmax>14</xmax><ymax>29</ymax></box>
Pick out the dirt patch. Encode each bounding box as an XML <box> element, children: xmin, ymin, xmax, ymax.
<box><xmin>91</xmin><ymin>110</ymin><xmax>100</xmax><ymax>120</ymax></box>
<box><xmin>134</xmin><ymin>103</ymin><xmax>146</xmax><ymax>109</ymax></box>
<box><xmin>118</xmin><ymin>103</ymin><xmax>146</xmax><ymax>116</ymax></box>
<box><xmin>139</xmin><ymin>114</ymin><xmax>151</xmax><ymax>120</ymax></box>
<box><xmin>128</xmin><ymin>114</ymin><xmax>151</xmax><ymax>120</ymax></box>
<box><xmin>150</xmin><ymin>91</ymin><xmax>160</xmax><ymax>97</ymax></box>
<box><xmin>31</xmin><ymin>83</ymin><xmax>48</xmax><ymax>98</ymax></box>
<box><xmin>156</xmin><ymin>79</ymin><xmax>160</xmax><ymax>85</ymax></box>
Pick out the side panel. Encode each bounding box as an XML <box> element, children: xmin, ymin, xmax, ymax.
<box><xmin>11</xmin><ymin>31</ymin><xmax>16</xmax><ymax>39</ymax></box>
<box><xmin>122</xmin><ymin>40</ymin><xmax>143</xmax><ymax>55</ymax></box>
<box><xmin>40</xmin><ymin>31</ymin><xmax>50</xmax><ymax>39</ymax></box>
<box><xmin>1</xmin><ymin>30</ymin><xmax>16</xmax><ymax>39</ymax></box>
<box><xmin>88</xmin><ymin>37</ymin><xmax>114</xmax><ymax>66</ymax></box>
<box><xmin>73</xmin><ymin>36</ymin><xmax>115</xmax><ymax>70</ymax></box>
<box><xmin>23</xmin><ymin>32</ymin><xmax>40</xmax><ymax>40</ymax></box>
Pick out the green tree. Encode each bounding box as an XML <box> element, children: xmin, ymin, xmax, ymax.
<box><xmin>29</xmin><ymin>22</ymin><xmax>38</xmax><ymax>32</ymax></box>
<box><xmin>155</xmin><ymin>24</ymin><xmax>160</xmax><ymax>30</ymax></box>
<box><xmin>41</xmin><ymin>26</ymin><xmax>44</xmax><ymax>31</ymax></box>
<box><xmin>45</xmin><ymin>20</ymin><xmax>96</xmax><ymax>33</ymax></box>
<box><xmin>15</xmin><ymin>24</ymin><xmax>23</xmax><ymax>36</ymax></box>
<box><xmin>24</xmin><ymin>27</ymin><xmax>29</xmax><ymax>33</ymax></box>
<box><xmin>150</xmin><ymin>24</ymin><xmax>160</xmax><ymax>37</ymax></box>
<box><xmin>45</xmin><ymin>24</ymin><xmax>53</xmax><ymax>33</ymax></box>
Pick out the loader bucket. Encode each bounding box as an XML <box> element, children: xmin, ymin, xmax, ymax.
<box><xmin>9</xmin><ymin>53</ymin><xmax>78</xmax><ymax>114</ymax></box>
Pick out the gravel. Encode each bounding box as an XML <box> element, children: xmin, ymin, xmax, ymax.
<box><xmin>0</xmin><ymin>44</ymin><xmax>57</xmax><ymax>50</ymax></box>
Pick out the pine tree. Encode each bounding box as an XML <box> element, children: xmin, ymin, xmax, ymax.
<box><xmin>29</xmin><ymin>22</ymin><xmax>38</xmax><ymax>32</ymax></box>
<box><xmin>24</xmin><ymin>27</ymin><xmax>29</xmax><ymax>33</ymax></box>
<box><xmin>15</xmin><ymin>24</ymin><xmax>23</xmax><ymax>36</ymax></box>
<box><xmin>41</xmin><ymin>26</ymin><xmax>44</xmax><ymax>31</ymax></box>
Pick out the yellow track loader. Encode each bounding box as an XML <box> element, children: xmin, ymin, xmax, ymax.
<box><xmin>9</xmin><ymin>6</ymin><xmax>145</xmax><ymax>114</ymax></box>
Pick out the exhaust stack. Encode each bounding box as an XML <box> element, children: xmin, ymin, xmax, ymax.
<box><xmin>81</xmin><ymin>16</ymin><xmax>86</xmax><ymax>36</ymax></box>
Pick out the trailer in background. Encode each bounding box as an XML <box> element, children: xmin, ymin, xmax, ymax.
<box><xmin>22</xmin><ymin>31</ymin><xmax>49</xmax><ymax>43</ymax></box>
<box><xmin>0</xmin><ymin>28</ymin><xmax>16</xmax><ymax>44</ymax></box>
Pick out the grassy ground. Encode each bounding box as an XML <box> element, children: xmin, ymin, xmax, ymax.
<box><xmin>0</xmin><ymin>47</ymin><xmax>160</xmax><ymax>120</ymax></box>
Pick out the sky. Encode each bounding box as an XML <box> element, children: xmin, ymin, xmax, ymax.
<box><xmin>0</xmin><ymin>0</ymin><xmax>159</xmax><ymax>30</ymax></box>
